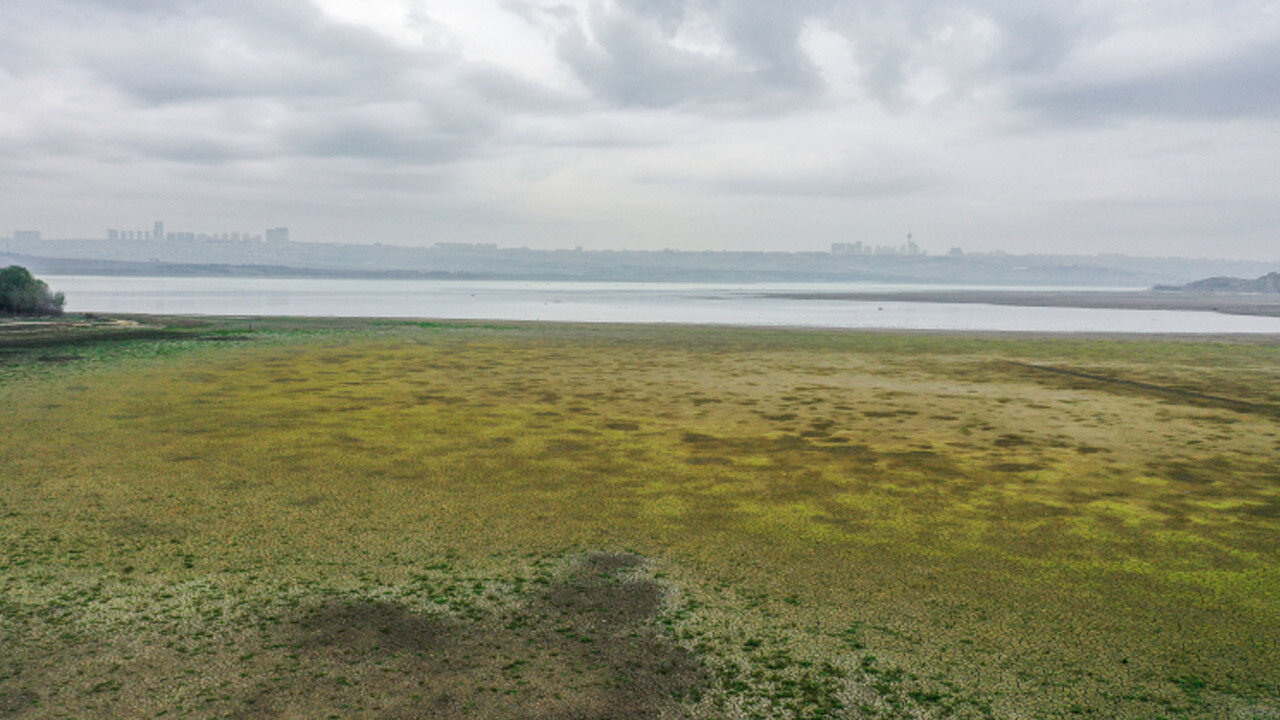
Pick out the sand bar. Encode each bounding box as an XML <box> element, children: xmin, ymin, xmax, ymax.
<box><xmin>760</xmin><ymin>289</ymin><xmax>1280</xmax><ymax>318</ymax></box>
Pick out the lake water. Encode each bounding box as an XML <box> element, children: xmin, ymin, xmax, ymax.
<box><xmin>46</xmin><ymin>276</ymin><xmax>1280</xmax><ymax>334</ymax></box>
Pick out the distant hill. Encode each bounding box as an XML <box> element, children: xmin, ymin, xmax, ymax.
<box><xmin>1157</xmin><ymin>272</ymin><xmax>1280</xmax><ymax>293</ymax></box>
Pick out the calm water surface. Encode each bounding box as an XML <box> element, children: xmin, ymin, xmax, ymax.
<box><xmin>47</xmin><ymin>276</ymin><xmax>1280</xmax><ymax>334</ymax></box>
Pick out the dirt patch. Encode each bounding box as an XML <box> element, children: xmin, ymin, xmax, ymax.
<box><xmin>285</xmin><ymin>494</ymin><xmax>327</xmax><ymax>508</ymax></box>
<box><xmin>0</xmin><ymin>691</ymin><xmax>39</xmax><ymax>718</ymax></box>
<box><xmin>1152</xmin><ymin>459</ymin><xmax>1231</xmax><ymax>484</ymax></box>
<box><xmin>290</xmin><ymin>600</ymin><xmax>454</xmax><ymax>654</ymax></box>
<box><xmin>681</xmin><ymin>432</ymin><xmax>718</xmax><ymax>444</ymax></box>
<box><xmin>994</xmin><ymin>433</ymin><xmax>1032</xmax><ymax>448</ymax></box>
<box><xmin>991</xmin><ymin>462</ymin><xmax>1047</xmax><ymax>473</ymax></box>
<box><xmin>579</xmin><ymin>551</ymin><xmax>644</xmax><ymax>574</ymax></box>
<box><xmin>545</xmin><ymin>551</ymin><xmax>663</xmax><ymax>622</ymax></box>
<box><xmin>194</xmin><ymin>335</ymin><xmax>253</xmax><ymax>342</ymax></box>
<box><xmin>107</xmin><ymin>517</ymin><xmax>181</xmax><ymax>539</ymax></box>
<box><xmin>221</xmin><ymin>552</ymin><xmax>704</xmax><ymax>719</ymax></box>
<box><xmin>0</xmin><ymin>326</ymin><xmax>178</xmax><ymax>350</ymax></box>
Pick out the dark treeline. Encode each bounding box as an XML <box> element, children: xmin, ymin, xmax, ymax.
<box><xmin>0</xmin><ymin>265</ymin><xmax>65</xmax><ymax>316</ymax></box>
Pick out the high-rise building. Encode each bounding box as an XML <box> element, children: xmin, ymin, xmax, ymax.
<box><xmin>107</xmin><ymin>229</ymin><xmax>120</xmax><ymax>240</ymax></box>
<box><xmin>265</xmin><ymin>227</ymin><xmax>289</xmax><ymax>243</ymax></box>
<box><xmin>154</xmin><ymin>221</ymin><xmax>165</xmax><ymax>242</ymax></box>
<box><xmin>831</xmin><ymin>242</ymin><xmax>865</xmax><ymax>256</ymax></box>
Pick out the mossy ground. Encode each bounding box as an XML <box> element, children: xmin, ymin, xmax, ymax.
<box><xmin>2</xmin><ymin>317</ymin><xmax>1278</xmax><ymax>718</ymax></box>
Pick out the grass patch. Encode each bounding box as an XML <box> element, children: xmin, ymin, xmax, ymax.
<box><xmin>1</xmin><ymin>318</ymin><xmax>1278</xmax><ymax>718</ymax></box>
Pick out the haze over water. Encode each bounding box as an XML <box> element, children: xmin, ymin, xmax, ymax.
<box><xmin>50</xmin><ymin>276</ymin><xmax>1280</xmax><ymax>334</ymax></box>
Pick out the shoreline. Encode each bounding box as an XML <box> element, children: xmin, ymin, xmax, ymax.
<box><xmin>6</xmin><ymin>313</ymin><xmax>1280</xmax><ymax>346</ymax></box>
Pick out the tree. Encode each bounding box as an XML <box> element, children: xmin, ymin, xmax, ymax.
<box><xmin>0</xmin><ymin>265</ymin><xmax>66</xmax><ymax>316</ymax></box>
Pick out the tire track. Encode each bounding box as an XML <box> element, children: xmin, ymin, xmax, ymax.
<box><xmin>1001</xmin><ymin>360</ymin><xmax>1280</xmax><ymax>418</ymax></box>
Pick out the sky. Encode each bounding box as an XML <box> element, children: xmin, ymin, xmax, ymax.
<box><xmin>2</xmin><ymin>0</ymin><xmax>1278</xmax><ymax>259</ymax></box>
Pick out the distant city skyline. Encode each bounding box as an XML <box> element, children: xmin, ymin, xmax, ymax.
<box><xmin>100</xmin><ymin>220</ymin><xmax>283</xmax><ymax>245</ymax></box>
<box><xmin>7</xmin><ymin>223</ymin><xmax>1275</xmax><ymax>264</ymax></box>
<box><xmin>2</xmin><ymin>1</ymin><xmax>1278</xmax><ymax>261</ymax></box>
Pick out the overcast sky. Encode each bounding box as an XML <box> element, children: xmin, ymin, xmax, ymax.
<box><xmin>2</xmin><ymin>0</ymin><xmax>1278</xmax><ymax>258</ymax></box>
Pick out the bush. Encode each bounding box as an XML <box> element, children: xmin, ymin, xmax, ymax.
<box><xmin>0</xmin><ymin>265</ymin><xmax>66</xmax><ymax>316</ymax></box>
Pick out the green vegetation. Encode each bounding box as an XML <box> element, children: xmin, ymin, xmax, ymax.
<box><xmin>0</xmin><ymin>266</ymin><xmax>65</xmax><ymax>316</ymax></box>
<box><xmin>1</xmin><ymin>317</ymin><xmax>1278</xmax><ymax>718</ymax></box>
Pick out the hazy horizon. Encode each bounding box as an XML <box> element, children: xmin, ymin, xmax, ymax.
<box><xmin>3</xmin><ymin>1</ymin><xmax>1278</xmax><ymax>260</ymax></box>
<box><xmin>8</xmin><ymin>233</ymin><xmax>1280</xmax><ymax>266</ymax></box>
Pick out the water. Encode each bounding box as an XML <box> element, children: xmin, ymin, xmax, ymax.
<box><xmin>45</xmin><ymin>276</ymin><xmax>1280</xmax><ymax>334</ymax></box>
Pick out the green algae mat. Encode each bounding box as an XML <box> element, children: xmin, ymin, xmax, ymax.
<box><xmin>2</xmin><ymin>317</ymin><xmax>1278</xmax><ymax>719</ymax></box>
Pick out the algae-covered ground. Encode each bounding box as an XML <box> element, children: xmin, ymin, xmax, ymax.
<box><xmin>1</xmin><ymin>317</ymin><xmax>1278</xmax><ymax>719</ymax></box>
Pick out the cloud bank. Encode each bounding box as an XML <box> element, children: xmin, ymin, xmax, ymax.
<box><xmin>1</xmin><ymin>0</ymin><xmax>1277</xmax><ymax>258</ymax></box>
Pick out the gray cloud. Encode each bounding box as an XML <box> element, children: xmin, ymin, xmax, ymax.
<box><xmin>463</xmin><ymin>65</ymin><xmax>582</xmax><ymax>112</ymax></box>
<box><xmin>70</xmin><ymin>3</ymin><xmax>441</xmax><ymax>106</ymax></box>
<box><xmin>551</xmin><ymin>0</ymin><xmax>824</xmax><ymax>111</ymax></box>
<box><xmin>811</xmin><ymin>4</ymin><xmax>1095</xmax><ymax>111</ymax></box>
<box><xmin>1018</xmin><ymin>39</ymin><xmax>1280</xmax><ymax>122</ymax></box>
<box><xmin>681</xmin><ymin>167</ymin><xmax>941</xmax><ymax>200</ymax></box>
<box><xmin>533</xmin><ymin>2</ymin><xmax>1104</xmax><ymax>115</ymax></box>
<box><xmin>287</xmin><ymin>103</ymin><xmax>495</xmax><ymax>163</ymax></box>
<box><xmin>0</xmin><ymin>0</ymin><xmax>524</xmax><ymax>175</ymax></box>
<box><xmin>1</xmin><ymin>0</ymin><xmax>1278</xmax><ymax>258</ymax></box>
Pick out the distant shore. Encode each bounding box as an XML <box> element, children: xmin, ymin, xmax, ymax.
<box><xmin>760</xmin><ymin>289</ymin><xmax>1280</xmax><ymax>318</ymax></box>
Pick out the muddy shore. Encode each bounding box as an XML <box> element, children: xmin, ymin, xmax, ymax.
<box><xmin>761</xmin><ymin>289</ymin><xmax>1280</xmax><ymax>318</ymax></box>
